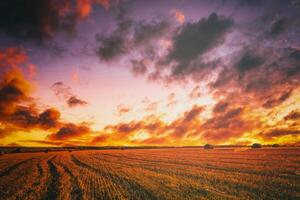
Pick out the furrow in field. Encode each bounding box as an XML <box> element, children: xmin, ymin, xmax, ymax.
<box><xmin>69</xmin><ymin>154</ymin><xmax>125</xmax><ymax>199</ymax></box>
<box><xmin>72</xmin><ymin>154</ymin><xmax>158</xmax><ymax>200</ymax></box>
<box><xmin>88</xmin><ymin>153</ymin><xmax>235</xmax><ymax>200</ymax></box>
<box><xmin>55</xmin><ymin>155</ymin><xmax>83</xmax><ymax>200</ymax></box>
<box><xmin>44</xmin><ymin>156</ymin><xmax>61</xmax><ymax>200</ymax></box>
<box><xmin>0</xmin><ymin>153</ymin><xmax>54</xmax><ymax>200</ymax></box>
<box><xmin>0</xmin><ymin>158</ymin><xmax>34</xmax><ymax>178</ymax></box>
<box><xmin>91</xmin><ymin>151</ymin><xmax>298</xmax><ymax>199</ymax></box>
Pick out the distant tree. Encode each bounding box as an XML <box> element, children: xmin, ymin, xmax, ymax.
<box><xmin>12</xmin><ymin>148</ymin><xmax>22</xmax><ymax>153</ymax></box>
<box><xmin>204</xmin><ymin>144</ymin><xmax>214</xmax><ymax>149</ymax></box>
<box><xmin>252</xmin><ymin>143</ymin><xmax>262</xmax><ymax>148</ymax></box>
<box><xmin>44</xmin><ymin>149</ymin><xmax>49</xmax><ymax>153</ymax></box>
<box><xmin>272</xmin><ymin>144</ymin><xmax>279</xmax><ymax>147</ymax></box>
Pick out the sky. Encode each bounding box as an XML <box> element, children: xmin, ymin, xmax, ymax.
<box><xmin>0</xmin><ymin>0</ymin><xmax>300</xmax><ymax>147</ymax></box>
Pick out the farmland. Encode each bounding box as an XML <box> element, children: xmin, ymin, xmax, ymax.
<box><xmin>0</xmin><ymin>147</ymin><xmax>299</xmax><ymax>200</ymax></box>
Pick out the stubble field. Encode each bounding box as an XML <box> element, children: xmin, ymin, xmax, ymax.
<box><xmin>0</xmin><ymin>147</ymin><xmax>299</xmax><ymax>200</ymax></box>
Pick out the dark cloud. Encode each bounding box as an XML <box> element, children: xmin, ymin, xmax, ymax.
<box><xmin>51</xmin><ymin>81</ymin><xmax>88</xmax><ymax>107</ymax></box>
<box><xmin>130</xmin><ymin>59</ymin><xmax>148</xmax><ymax>76</ymax></box>
<box><xmin>96</xmin><ymin>7</ymin><xmax>133</xmax><ymax>61</ymax></box>
<box><xmin>0</xmin><ymin>0</ymin><xmax>111</xmax><ymax>42</ymax></box>
<box><xmin>96</xmin><ymin>31</ymin><xmax>130</xmax><ymax>61</ymax></box>
<box><xmin>269</xmin><ymin>18</ymin><xmax>289</xmax><ymax>37</ymax></box>
<box><xmin>261</xmin><ymin>129</ymin><xmax>300</xmax><ymax>139</ymax></box>
<box><xmin>284</xmin><ymin>110</ymin><xmax>300</xmax><ymax>121</ymax></box>
<box><xmin>164</xmin><ymin>13</ymin><xmax>233</xmax><ymax>75</ymax></box>
<box><xmin>0</xmin><ymin>0</ymin><xmax>73</xmax><ymax>41</ymax></box>
<box><xmin>38</xmin><ymin>108</ymin><xmax>61</xmax><ymax>128</ymax></box>
<box><xmin>67</xmin><ymin>96</ymin><xmax>88</xmax><ymax>107</ymax></box>
<box><xmin>204</xmin><ymin>107</ymin><xmax>243</xmax><ymax>129</ymax></box>
<box><xmin>238</xmin><ymin>0</ymin><xmax>263</xmax><ymax>7</ymax></box>
<box><xmin>262</xmin><ymin>89</ymin><xmax>293</xmax><ymax>108</ymax></box>
<box><xmin>96</xmin><ymin>7</ymin><xmax>171</xmax><ymax>61</ymax></box>
<box><xmin>235</xmin><ymin>51</ymin><xmax>264</xmax><ymax>73</ymax></box>
<box><xmin>48</xmin><ymin>123</ymin><xmax>91</xmax><ymax>140</ymax></box>
<box><xmin>133</xmin><ymin>19</ymin><xmax>170</xmax><ymax>45</ymax></box>
<box><xmin>3</xmin><ymin>106</ymin><xmax>61</xmax><ymax>132</ymax></box>
<box><xmin>289</xmin><ymin>48</ymin><xmax>300</xmax><ymax>61</ymax></box>
<box><xmin>213</xmin><ymin>101</ymin><xmax>229</xmax><ymax>113</ymax></box>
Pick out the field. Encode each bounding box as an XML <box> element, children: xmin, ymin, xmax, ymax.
<box><xmin>0</xmin><ymin>147</ymin><xmax>299</xmax><ymax>200</ymax></box>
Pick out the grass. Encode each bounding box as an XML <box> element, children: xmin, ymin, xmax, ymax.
<box><xmin>0</xmin><ymin>147</ymin><xmax>299</xmax><ymax>199</ymax></box>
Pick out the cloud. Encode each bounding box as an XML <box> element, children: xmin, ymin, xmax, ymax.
<box><xmin>171</xmin><ymin>9</ymin><xmax>185</xmax><ymax>24</ymax></box>
<box><xmin>90</xmin><ymin>134</ymin><xmax>109</xmax><ymax>145</ymax></box>
<box><xmin>48</xmin><ymin>123</ymin><xmax>91</xmax><ymax>140</ymax></box>
<box><xmin>133</xmin><ymin>18</ymin><xmax>171</xmax><ymax>46</ymax></box>
<box><xmin>213</xmin><ymin>101</ymin><xmax>229</xmax><ymax>113</ymax></box>
<box><xmin>0</xmin><ymin>73</ymin><xmax>30</xmax><ymax>115</ymax></box>
<box><xmin>51</xmin><ymin>81</ymin><xmax>88</xmax><ymax>107</ymax></box>
<box><xmin>261</xmin><ymin>129</ymin><xmax>300</xmax><ymax>139</ymax></box>
<box><xmin>235</xmin><ymin>51</ymin><xmax>264</xmax><ymax>73</ymax></box>
<box><xmin>96</xmin><ymin>7</ymin><xmax>171</xmax><ymax>61</ymax></box>
<box><xmin>0</xmin><ymin>48</ymin><xmax>27</xmax><ymax>69</ymax></box>
<box><xmin>269</xmin><ymin>18</ymin><xmax>289</xmax><ymax>37</ymax></box>
<box><xmin>67</xmin><ymin>96</ymin><xmax>88</xmax><ymax>107</ymax></box>
<box><xmin>96</xmin><ymin>7</ymin><xmax>132</xmax><ymax>61</ymax></box>
<box><xmin>130</xmin><ymin>59</ymin><xmax>148</xmax><ymax>76</ymax></box>
<box><xmin>0</xmin><ymin>0</ymin><xmax>111</xmax><ymax>42</ymax></box>
<box><xmin>163</xmin><ymin>13</ymin><xmax>233</xmax><ymax>76</ymax></box>
<box><xmin>38</xmin><ymin>108</ymin><xmax>61</xmax><ymax>129</ymax></box>
<box><xmin>169</xmin><ymin>105</ymin><xmax>204</xmax><ymax>138</ymax></box>
<box><xmin>262</xmin><ymin>89</ymin><xmax>293</xmax><ymax>108</ymax></box>
<box><xmin>284</xmin><ymin>110</ymin><xmax>300</xmax><ymax>121</ymax></box>
<box><xmin>0</xmin><ymin>47</ymin><xmax>92</xmax><ymax>142</ymax></box>
<box><xmin>76</xmin><ymin>0</ymin><xmax>111</xmax><ymax>18</ymax></box>
<box><xmin>117</xmin><ymin>104</ymin><xmax>131</xmax><ymax>115</ymax></box>
<box><xmin>189</xmin><ymin>86</ymin><xmax>201</xmax><ymax>99</ymax></box>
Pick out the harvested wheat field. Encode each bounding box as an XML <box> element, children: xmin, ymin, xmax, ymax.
<box><xmin>0</xmin><ymin>147</ymin><xmax>299</xmax><ymax>200</ymax></box>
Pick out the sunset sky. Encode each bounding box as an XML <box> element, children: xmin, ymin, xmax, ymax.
<box><xmin>0</xmin><ymin>0</ymin><xmax>300</xmax><ymax>147</ymax></box>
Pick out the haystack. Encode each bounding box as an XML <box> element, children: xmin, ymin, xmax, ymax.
<box><xmin>251</xmin><ymin>143</ymin><xmax>262</xmax><ymax>148</ymax></box>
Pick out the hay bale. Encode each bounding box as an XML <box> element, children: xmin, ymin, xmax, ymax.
<box><xmin>44</xmin><ymin>149</ymin><xmax>49</xmax><ymax>153</ymax></box>
<box><xmin>68</xmin><ymin>150</ymin><xmax>72</xmax><ymax>152</ymax></box>
<box><xmin>204</xmin><ymin>144</ymin><xmax>214</xmax><ymax>149</ymax></box>
<box><xmin>251</xmin><ymin>143</ymin><xmax>262</xmax><ymax>148</ymax></box>
<box><xmin>0</xmin><ymin>151</ymin><xmax>4</xmax><ymax>156</ymax></box>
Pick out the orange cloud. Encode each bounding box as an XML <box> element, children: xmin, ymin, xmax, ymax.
<box><xmin>0</xmin><ymin>68</ymin><xmax>31</xmax><ymax>115</ymax></box>
<box><xmin>76</xmin><ymin>0</ymin><xmax>111</xmax><ymax>18</ymax></box>
<box><xmin>0</xmin><ymin>48</ymin><xmax>27</xmax><ymax>69</ymax></box>
<box><xmin>90</xmin><ymin>134</ymin><xmax>109</xmax><ymax>145</ymax></box>
<box><xmin>0</xmin><ymin>48</ymin><xmax>90</xmax><ymax>142</ymax></box>
<box><xmin>171</xmin><ymin>9</ymin><xmax>185</xmax><ymax>24</ymax></box>
<box><xmin>117</xmin><ymin>104</ymin><xmax>131</xmax><ymax>115</ymax></box>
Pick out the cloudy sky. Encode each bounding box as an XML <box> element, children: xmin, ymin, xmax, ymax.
<box><xmin>0</xmin><ymin>0</ymin><xmax>300</xmax><ymax>147</ymax></box>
